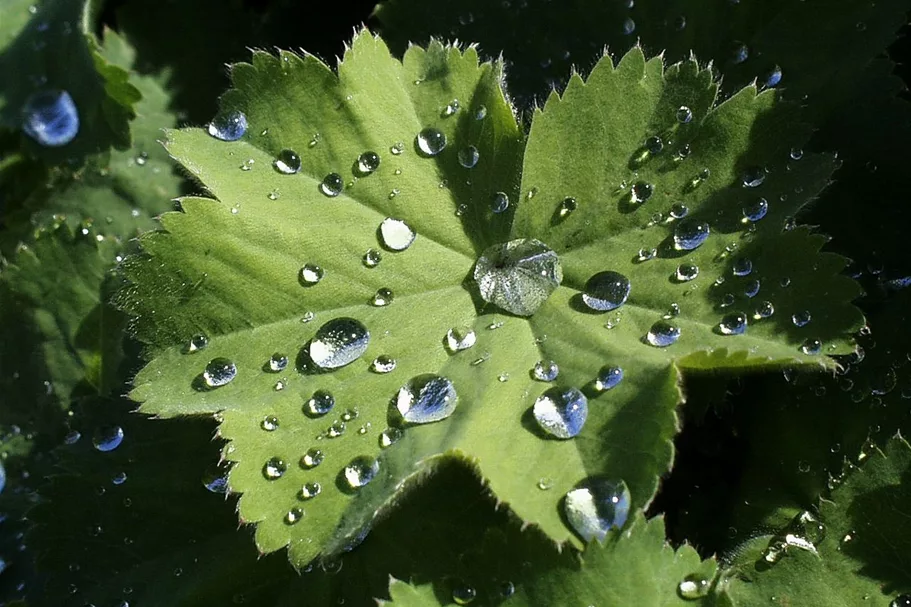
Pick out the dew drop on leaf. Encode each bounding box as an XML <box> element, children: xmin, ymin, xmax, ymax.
<box><xmin>792</xmin><ymin>311</ymin><xmax>812</xmax><ymax>327</ymax></box>
<box><xmin>22</xmin><ymin>90</ymin><xmax>80</xmax><ymax>146</ymax></box>
<box><xmin>764</xmin><ymin>65</ymin><xmax>783</xmax><ymax>88</ymax></box>
<box><xmin>669</xmin><ymin>202</ymin><xmax>688</xmax><ymax>219</ymax></box>
<box><xmin>582</xmin><ymin>271</ymin><xmax>631</xmax><ymax>311</ymax></box>
<box><xmin>262</xmin><ymin>457</ymin><xmax>287</xmax><ymax>480</ymax></box>
<box><xmin>306</xmin><ymin>389</ymin><xmax>336</xmax><ymax>417</ymax></box>
<box><xmin>327</xmin><ymin>421</ymin><xmax>347</xmax><ymax>438</ymax></box>
<box><xmin>801</xmin><ymin>338</ymin><xmax>822</xmax><ymax>355</ymax></box>
<box><xmin>319</xmin><ymin>173</ymin><xmax>344</xmax><ymax>197</ymax></box>
<box><xmin>458</xmin><ymin>146</ymin><xmax>479</xmax><ymax>168</ymax></box>
<box><xmin>370</xmin><ymin>355</ymin><xmax>397</xmax><ymax>374</ymax></box>
<box><xmin>363</xmin><ymin>248</ymin><xmax>382</xmax><ymax>268</ymax></box>
<box><xmin>719</xmin><ymin>312</ymin><xmax>748</xmax><ymax>335</ymax></box>
<box><xmin>637</xmin><ymin>247</ymin><xmax>657</xmax><ymax>262</ymax></box>
<box><xmin>675</xmin><ymin>263</ymin><xmax>699</xmax><ymax>282</ymax></box>
<box><xmin>445</xmin><ymin>326</ymin><xmax>477</xmax><ymax>353</ymax></box>
<box><xmin>356</xmin><ymin>151</ymin><xmax>381</xmax><ymax>175</ymax></box>
<box><xmin>533</xmin><ymin>387</ymin><xmax>588</xmax><ymax>439</ymax></box>
<box><xmin>645</xmin><ymin>135</ymin><xmax>663</xmax><ymax>154</ymax></box>
<box><xmin>93</xmin><ymin>426</ymin><xmax>124</xmax><ymax>452</ymax></box>
<box><xmin>308</xmin><ymin>318</ymin><xmax>370</xmax><ymax>369</ymax></box>
<box><xmin>379</xmin><ymin>217</ymin><xmax>416</xmax><ymax>251</ymax></box>
<box><xmin>396</xmin><ymin>374</ymin><xmax>458</xmax><ymax>424</ymax></box>
<box><xmin>673</xmin><ymin>220</ymin><xmax>710</xmax><ymax>251</ymax></box>
<box><xmin>564</xmin><ymin>478</ymin><xmax>631</xmax><ymax>541</ymax></box>
<box><xmin>491</xmin><ymin>191</ymin><xmax>510</xmax><ymax>213</ymax></box>
<box><xmin>299</xmin><ymin>482</ymin><xmax>321</xmax><ymax>500</ymax></box>
<box><xmin>557</xmin><ymin>196</ymin><xmax>577</xmax><ymax>219</ymax></box>
<box><xmin>416</xmin><ymin>127</ymin><xmax>447</xmax><ymax>156</ymax></box>
<box><xmin>647</xmin><ymin>321</ymin><xmax>681</xmax><ymax>347</ymax></box>
<box><xmin>676</xmin><ymin>105</ymin><xmax>693</xmax><ymax>124</ymax></box>
<box><xmin>790</xmin><ymin>147</ymin><xmax>804</xmax><ymax>161</ymax></box>
<box><xmin>744</xmin><ymin>279</ymin><xmax>761</xmax><ymax>298</ymax></box>
<box><xmin>754</xmin><ymin>301</ymin><xmax>775</xmax><ymax>319</ymax></box>
<box><xmin>203</xmin><ymin>358</ymin><xmax>237</xmax><ymax>387</ymax></box>
<box><xmin>533</xmin><ymin>359</ymin><xmax>559</xmax><ymax>382</ymax></box>
<box><xmin>273</xmin><ymin>149</ymin><xmax>301</xmax><ymax>174</ymax></box>
<box><xmin>206</xmin><ymin>109</ymin><xmax>247</xmax><ymax>142</ymax></box>
<box><xmin>474</xmin><ymin>239</ymin><xmax>562</xmax><ymax>316</ymax></box>
<box><xmin>890</xmin><ymin>594</ymin><xmax>911</xmax><ymax>607</ymax></box>
<box><xmin>732</xmin><ymin>258</ymin><xmax>753</xmax><ymax>276</ymax></box>
<box><xmin>343</xmin><ymin>455</ymin><xmax>379</xmax><ymax>489</ymax></box>
<box><xmin>452</xmin><ymin>582</ymin><xmax>477</xmax><ymax>605</ymax></box>
<box><xmin>268</xmin><ymin>353</ymin><xmax>288</xmax><ymax>372</ymax></box>
<box><xmin>475</xmin><ymin>105</ymin><xmax>487</xmax><ymax>120</ymax></box>
<box><xmin>594</xmin><ymin>366</ymin><xmax>623</xmax><ymax>391</ymax></box>
<box><xmin>629</xmin><ymin>181</ymin><xmax>653</xmax><ymax>204</ymax></box>
<box><xmin>379</xmin><ymin>427</ymin><xmax>403</xmax><ymax>448</ymax></box>
<box><xmin>184</xmin><ymin>333</ymin><xmax>209</xmax><ymax>353</ymax></box>
<box><xmin>284</xmin><ymin>507</ymin><xmax>303</xmax><ymax>525</ymax></box>
<box><xmin>261</xmin><ymin>415</ymin><xmax>280</xmax><ymax>431</ymax></box>
<box><xmin>731</xmin><ymin>41</ymin><xmax>749</xmax><ymax>64</ymax></box>
<box><xmin>741</xmin><ymin>166</ymin><xmax>768</xmax><ymax>188</ymax></box>
<box><xmin>300</xmin><ymin>448</ymin><xmax>324</xmax><ymax>469</ymax></box>
<box><xmin>621</xmin><ymin>17</ymin><xmax>636</xmax><ymax>34</ymax></box>
<box><xmin>677</xmin><ymin>575</ymin><xmax>710</xmax><ymax>600</ymax></box>
<box><xmin>299</xmin><ymin>263</ymin><xmax>324</xmax><ymax>285</ymax></box>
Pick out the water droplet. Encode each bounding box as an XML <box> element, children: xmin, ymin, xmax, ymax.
<box><xmin>754</xmin><ymin>301</ymin><xmax>775</xmax><ymax>319</ymax></box>
<box><xmin>185</xmin><ymin>334</ymin><xmax>209</xmax><ymax>353</ymax></box>
<box><xmin>299</xmin><ymin>482</ymin><xmax>322</xmax><ymax>500</ymax></box>
<box><xmin>64</xmin><ymin>430</ymin><xmax>81</xmax><ymax>445</ymax></box>
<box><xmin>320</xmin><ymin>173</ymin><xmax>344</xmax><ymax>197</ymax></box>
<box><xmin>789</xmin><ymin>147</ymin><xmax>804</xmax><ymax>161</ymax></box>
<box><xmin>458</xmin><ymin>146</ymin><xmax>479</xmax><ymax>168</ymax></box>
<box><xmin>203</xmin><ymin>358</ymin><xmax>237</xmax><ymax>387</ymax></box>
<box><xmin>452</xmin><ymin>582</ymin><xmax>476</xmax><ymax>605</ymax></box>
<box><xmin>744</xmin><ymin>279</ymin><xmax>760</xmax><ymax>298</ymax></box>
<box><xmin>499</xmin><ymin>581</ymin><xmax>516</xmax><ymax>598</ymax></box>
<box><xmin>306</xmin><ymin>389</ymin><xmax>336</xmax><ymax>417</ymax></box>
<box><xmin>379</xmin><ymin>217</ymin><xmax>416</xmax><ymax>251</ymax></box>
<box><xmin>239</xmin><ymin>159</ymin><xmax>254</xmax><ymax>172</ymax></box>
<box><xmin>764</xmin><ymin>65</ymin><xmax>783</xmax><ymax>88</ymax></box>
<box><xmin>389</xmin><ymin>141</ymin><xmax>405</xmax><ymax>156</ymax></box>
<box><xmin>533</xmin><ymin>387</ymin><xmax>587</xmax><ymax>439</ymax></box>
<box><xmin>327</xmin><ymin>420</ymin><xmax>347</xmax><ymax>438</ymax></box>
<box><xmin>675</xmin><ymin>263</ymin><xmax>699</xmax><ymax>282</ymax></box>
<box><xmin>267</xmin><ymin>189</ymin><xmax>280</xmax><ymax>200</ymax></box>
<box><xmin>396</xmin><ymin>374</ymin><xmax>458</xmax><ymax>424</ymax></box>
<box><xmin>206</xmin><ymin>109</ymin><xmax>247</xmax><ymax>142</ymax></box>
<box><xmin>630</xmin><ymin>181</ymin><xmax>653</xmax><ymax>204</ymax></box>
<box><xmin>301</xmin><ymin>311</ymin><xmax>315</xmax><ymax>323</ymax></box>
<box><xmin>299</xmin><ymin>263</ymin><xmax>324</xmax><ymax>285</ymax></box>
<box><xmin>645</xmin><ymin>135</ymin><xmax>663</xmax><ymax>154</ymax></box>
<box><xmin>261</xmin><ymin>415</ymin><xmax>280</xmax><ymax>431</ymax></box>
<box><xmin>669</xmin><ymin>202</ymin><xmax>689</xmax><ymax>219</ymax></box>
<box><xmin>491</xmin><ymin>191</ymin><xmax>510</xmax><ymax>213</ymax></box>
<box><xmin>621</xmin><ymin>17</ymin><xmax>636</xmax><ymax>34</ymax></box>
<box><xmin>676</xmin><ymin>105</ymin><xmax>693</xmax><ymax>124</ymax></box>
<box><xmin>582</xmin><ymin>271</ymin><xmax>630</xmax><ymax>312</ymax></box>
<box><xmin>370</xmin><ymin>354</ymin><xmax>397</xmax><ymax>374</ymax></box>
<box><xmin>677</xmin><ymin>575</ymin><xmax>710</xmax><ymax>600</ymax></box>
<box><xmin>262</xmin><ymin>457</ymin><xmax>287</xmax><ymax>480</ymax></box>
<box><xmin>350</xmin><ymin>151</ymin><xmax>381</xmax><ymax>176</ymax></box>
<box><xmin>343</xmin><ymin>455</ymin><xmax>379</xmax><ymax>489</ymax></box>
<box><xmin>890</xmin><ymin>595</ymin><xmax>911</xmax><ymax>607</ymax></box>
<box><xmin>379</xmin><ymin>427</ymin><xmax>403</xmax><ymax>448</ymax></box>
<box><xmin>284</xmin><ymin>507</ymin><xmax>303</xmax><ymax>525</ymax></box>
<box><xmin>719</xmin><ymin>312</ymin><xmax>748</xmax><ymax>335</ymax></box>
<box><xmin>416</xmin><ymin>128</ymin><xmax>447</xmax><ymax>156</ymax></box>
<box><xmin>792</xmin><ymin>311</ymin><xmax>811</xmax><ymax>327</ymax></box>
<box><xmin>445</xmin><ymin>326</ymin><xmax>477</xmax><ymax>352</ymax></box>
<box><xmin>308</xmin><ymin>317</ymin><xmax>370</xmax><ymax>369</ymax></box>
<box><xmin>533</xmin><ymin>360</ymin><xmax>559</xmax><ymax>382</ymax></box>
<box><xmin>273</xmin><ymin>149</ymin><xmax>301</xmax><ymax>174</ymax></box>
<box><xmin>564</xmin><ymin>478</ymin><xmax>631</xmax><ymax>541</ymax></box>
<box><xmin>673</xmin><ymin>220</ymin><xmax>710</xmax><ymax>251</ymax></box>
<box><xmin>537</xmin><ymin>477</ymin><xmax>554</xmax><ymax>491</ymax></box>
<box><xmin>647</xmin><ymin>321</ymin><xmax>681</xmax><ymax>347</ymax></box>
<box><xmin>475</xmin><ymin>105</ymin><xmax>488</xmax><ymax>120</ymax></box>
<box><xmin>367</xmin><ymin>287</ymin><xmax>393</xmax><ymax>307</ymax></box>
<box><xmin>441</xmin><ymin>99</ymin><xmax>460</xmax><ymax>117</ymax></box>
<box><xmin>20</xmin><ymin>89</ymin><xmax>76</xmax><ymax>146</ymax></box>
<box><xmin>93</xmin><ymin>426</ymin><xmax>124</xmax><ymax>452</ymax></box>
<box><xmin>731</xmin><ymin>41</ymin><xmax>749</xmax><ymax>64</ymax></box>
<box><xmin>742</xmin><ymin>166</ymin><xmax>767</xmax><ymax>188</ymax></box>
<box><xmin>870</xmin><ymin>368</ymin><xmax>897</xmax><ymax>395</ymax></box>
<box><xmin>300</xmin><ymin>448</ymin><xmax>324</xmax><ymax>469</ymax></box>
<box><xmin>732</xmin><ymin>258</ymin><xmax>753</xmax><ymax>276</ymax></box>
<box><xmin>801</xmin><ymin>338</ymin><xmax>822</xmax><ymax>355</ymax></box>
<box><xmin>474</xmin><ymin>239</ymin><xmax>562</xmax><ymax>316</ymax></box>
<box><xmin>557</xmin><ymin>197</ymin><xmax>577</xmax><ymax>219</ymax></box>
<box><xmin>594</xmin><ymin>366</ymin><xmax>623</xmax><ymax>391</ymax></box>
<box><xmin>363</xmin><ymin>248</ymin><xmax>382</xmax><ymax>268</ymax></box>
<box><xmin>268</xmin><ymin>353</ymin><xmax>288</xmax><ymax>372</ymax></box>
<box><xmin>637</xmin><ymin>247</ymin><xmax>658</xmax><ymax>262</ymax></box>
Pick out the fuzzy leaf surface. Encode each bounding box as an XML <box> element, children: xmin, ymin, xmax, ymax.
<box><xmin>119</xmin><ymin>32</ymin><xmax>862</xmax><ymax>568</ymax></box>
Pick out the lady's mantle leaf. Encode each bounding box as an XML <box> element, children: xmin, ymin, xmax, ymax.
<box><xmin>118</xmin><ymin>31</ymin><xmax>862</xmax><ymax>568</ymax></box>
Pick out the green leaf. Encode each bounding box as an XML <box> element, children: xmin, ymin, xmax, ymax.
<box><xmin>717</xmin><ymin>435</ymin><xmax>911</xmax><ymax>606</ymax></box>
<box><xmin>0</xmin><ymin>0</ymin><xmax>141</xmax><ymax>161</ymax></box>
<box><xmin>118</xmin><ymin>32</ymin><xmax>862</xmax><ymax>568</ymax></box>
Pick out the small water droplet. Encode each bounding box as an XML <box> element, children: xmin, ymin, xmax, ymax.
<box><xmin>645</xmin><ymin>135</ymin><xmax>664</xmax><ymax>154</ymax></box>
<box><xmin>343</xmin><ymin>455</ymin><xmax>379</xmax><ymax>489</ymax></box>
<box><xmin>564</xmin><ymin>478</ymin><xmax>631</xmax><ymax>541</ymax></box>
<box><xmin>262</xmin><ymin>457</ymin><xmax>287</xmax><ymax>480</ymax></box>
<box><xmin>647</xmin><ymin>321</ymin><xmax>681</xmax><ymax>347</ymax></box>
<box><xmin>474</xmin><ymin>239</ymin><xmax>562</xmax><ymax>316</ymax></box>
<box><xmin>732</xmin><ymin>258</ymin><xmax>753</xmax><ymax>276</ymax></box>
<box><xmin>261</xmin><ymin>415</ymin><xmax>280</xmax><ymax>431</ymax></box>
<box><xmin>677</xmin><ymin>575</ymin><xmax>710</xmax><ymax>600</ymax></box>
<box><xmin>676</xmin><ymin>105</ymin><xmax>694</xmax><ymax>124</ymax></box>
<box><xmin>416</xmin><ymin>128</ymin><xmax>447</xmax><ymax>156</ymax></box>
<box><xmin>452</xmin><ymin>581</ymin><xmax>476</xmax><ymax>605</ymax></box>
<box><xmin>341</xmin><ymin>408</ymin><xmax>359</xmax><ymax>422</ymax></box>
<box><xmin>64</xmin><ymin>430</ymin><xmax>81</xmax><ymax>445</ymax></box>
<box><xmin>370</xmin><ymin>354</ymin><xmax>397</xmax><ymax>374</ymax></box>
<box><xmin>491</xmin><ymin>191</ymin><xmax>510</xmax><ymax>213</ymax></box>
<box><xmin>267</xmin><ymin>189</ymin><xmax>280</xmax><ymax>200</ymax></box>
<box><xmin>368</xmin><ymin>287</ymin><xmax>393</xmax><ymax>307</ymax></box>
<box><xmin>441</xmin><ymin>99</ymin><xmax>460</xmax><ymax>117</ymax></box>
<box><xmin>533</xmin><ymin>360</ymin><xmax>559</xmax><ymax>382</ymax></box>
<box><xmin>675</xmin><ymin>263</ymin><xmax>699</xmax><ymax>282</ymax></box>
<box><xmin>327</xmin><ymin>420</ymin><xmax>346</xmax><ymax>438</ymax></box>
<box><xmin>93</xmin><ymin>426</ymin><xmax>124</xmax><ymax>452</ymax></box>
<box><xmin>203</xmin><ymin>358</ymin><xmax>237</xmax><ymax>387</ymax></box>
<box><xmin>801</xmin><ymin>338</ymin><xmax>822</xmax><ymax>355</ymax></box>
<box><xmin>320</xmin><ymin>173</ymin><xmax>344</xmax><ymax>197</ymax></box>
<box><xmin>637</xmin><ymin>247</ymin><xmax>658</xmax><ymax>262</ymax></box>
<box><xmin>273</xmin><ymin>149</ymin><xmax>301</xmax><ymax>174</ymax></box>
<box><xmin>789</xmin><ymin>147</ymin><xmax>804</xmax><ymax>161</ymax></box>
<box><xmin>719</xmin><ymin>312</ymin><xmax>748</xmax><ymax>335</ymax></box>
<box><xmin>621</xmin><ymin>17</ymin><xmax>636</xmax><ymax>34</ymax></box>
<box><xmin>582</xmin><ymin>271</ymin><xmax>630</xmax><ymax>312</ymax></box>
<box><xmin>754</xmin><ymin>301</ymin><xmax>775</xmax><ymax>319</ymax></box>
<box><xmin>284</xmin><ymin>507</ymin><xmax>303</xmax><ymax>525</ymax></box>
<box><xmin>744</xmin><ymin>279</ymin><xmax>760</xmax><ymax>298</ymax></box>
<box><xmin>308</xmin><ymin>317</ymin><xmax>370</xmax><ymax>369</ymax></box>
<box><xmin>185</xmin><ymin>334</ymin><xmax>209</xmax><ymax>353</ymax></box>
<box><xmin>379</xmin><ymin>217</ymin><xmax>416</xmax><ymax>251</ymax></box>
<box><xmin>533</xmin><ymin>387</ymin><xmax>588</xmax><ymax>439</ymax></box>
<box><xmin>741</xmin><ymin>166</ymin><xmax>768</xmax><ymax>188</ymax></box>
<box><xmin>731</xmin><ymin>41</ymin><xmax>749</xmax><ymax>64</ymax></box>
<box><xmin>792</xmin><ymin>311</ymin><xmax>811</xmax><ymax>327</ymax></box>
<box><xmin>363</xmin><ymin>248</ymin><xmax>382</xmax><ymax>268</ymax></box>
<box><xmin>445</xmin><ymin>326</ymin><xmax>477</xmax><ymax>352</ymax></box>
<box><xmin>268</xmin><ymin>353</ymin><xmax>288</xmax><ymax>372</ymax></box>
<box><xmin>890</xmin><ymin>594</ymin><xmax>911</xmax><ymax>607</ymax></box>
<box><xmin>557</xmin><ymin>197</ymin><xmax>577</xmax><ymax>219</ymax></box>
<box><xmin>475</xmin><ymin>105</ymin><xmax>488</xmax><ymax>120</ymax></box>
<box><xmin>299</xmin><ymin>482</ymin><xmax>322</xmax><ymax>500</ymax></box>
<box><xmin>379</xmin><ymin>427</ymin><xmax>403</xmax><ymax>448</ymax></box>
<box><xmin>669</xmin><ymin>202</ymin><xmax>689</xmax><ymax>219</ymax></box>
<box><xmin>306</xmin><ymin>390</ymin><xmax>336</xmax><ymax>417</ymax></box>
<box><xmin>206</xmin><ymin>109</ymin><xmax>247</xmax><ymax>142</ymax></box>
<box><xmin>537</xmin><ymin>477</ymin><xmax>554</xmax><ymax>490</ymax></box>
<box><xmin>299</xmin><ymin>263</ymin><xmax>324</xmax><ymax>285</ymax></box>
<box><xmin>594</xmin><ymin>366</ymin><xmax>623</xmax><ymax>391</ymax></box>
<box><xmin>309</xmin><ymin>133</ymin><xmax>321</xmax><ymax>147</ymax></box>
<box><xmin>673</xmin><ymin>220</ymin><xmax>710</xmax><ymax>251</ymax></box>
<box><xmin>300</xmin><ymin>448</ymin><xmax>324</xmax><ymax>469</ymax></box>
<box><xmin>396</xmin><ymin>374</ymin><xmax>458</xmax><ymax>424</ymax></box>
<box><xmin>458</xmin><ymin>146</ymin><xmax>479</xmax><ymax>168</ymax></box>
<box><xmin>630</xmin><ymin>181</ymin><xmax>653</xmax><ymax>204</ymax></box>
<box><xmin>764</xmin><ymin>65</ymin><xmax>783</xmax><ymax>88</ymax></box>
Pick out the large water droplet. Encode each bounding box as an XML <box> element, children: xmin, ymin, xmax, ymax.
<box><xmin>299</xmin><ymin>263</ymin><xmax>324</xmax><ymax>285</ymax></box>
<box><xmin>343</xmin><ymin>455</ymin><xmax>379</xmax><ymax>489</ymax></box>
<box><xmin>474</xmin><ymin>239</ymin><xmax>562</xmax><ymax>316</ymax></box>
<box><xmin>673</xmin><ymin>220</ymin><xmax>710</xmax><ymax>251</ymax></box>
<box><xmin>203</xmin><ymin>358</ymin><xmax>237</xmax><ymax>387</ymax></box>
<box><xmin>742</xmin><ymin>198</ymin><xmax>769</xmax><ymax>223</ymax></box>
<box><xmin>308</xmin><ymin>318</ymin><xmax>370</xmax><ymax>369</ymax></box>
<box><xmin>445</xmin><ymin>326</ymin><xmax>477</xmax><ymax>352</ymax></box>
<box><xmin>416</xmin><ymin>128</ymin><xmax>447</xmax><ymax>156</ymax></box>
<box><xmin>93</xmin><ymin>426</ymin><xmax>124</xmax><ymax>452</ymax></box>
<box><xmin>262</xmin><ymin>457</ymin><xmax>287</xmax><ymax>480</ymax></box>
<box><xmin>207</xmin><ymin>109</ymin><xmax>247</xmax><ymax>142</ymax></box>
<box><xmin>22</xmin><ymin>90</ymin><xmax>79</xmax><ymax>147</ymax></box>
<box><xmin>356</xmin><ymin>151</ymin><xmax>380</xmax><ymax>175</ymax></box>
<box><xmin>306</xmin><ymin>389</ymin><xmax>336</xmax><ymax>417</ymax></box>
<box><xmin>396</xmin><ymin>374</ymin><xmax>458</xmax><ymax>424</ymax></box>
<box><xmin>458</xmin><ymin>146</ymin><xmax>479</xmax><ymax>168</ymax></box>
<box><xmin>564</xmin><ymin>478</ymin><xmax>631</xmax><ymax>541</ymax></box>
<box><xmin>582</xmin><ymin>271</ymin><xmax>631</xmax><ymax>312</ymax></box>
<box><xmin>379</xmin><ymin>217</ymin><xmax>416</xmax><ymax>251</ymax></box>
<box><xmin>719</xmin><ymin>312</ymin><xmax>748</xmax><ymax>335</ymax></box>
<box><xmin>320</xmin><ymin>173</ymin><xmax>344</xmax><ymax>197</ymax></box>
<box><xmin>647</xmin><ymin>321</ymin><xmax>681</xmax><ymax>347</ymax></box>
<box><xmin>533</xmin><ymin>387</ymin><xmax>588</xmax><ymax>439</ymax></box>
<box><xmin>675</xmin><ymin>263</ymin><xmax>699</xmax><ymax>282</ymax></box>
<box><xmin>533</xmin><ymin>359</ymin><xmax>559</xmax><ymax>382</ymax></box>
<box><xmin>273</xmin><ymin>149</ymin><xmax>301</xmax><ymax>174</ymax></box>
<box><xmin>491</xmin><ymin>191</ymin><xmax>510</xmax><ymax>213</ymax></box>
<box><xmin>594</xmin><ymin>366</ymin><xmax>623</xmax><ymax>391</ymax></box>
